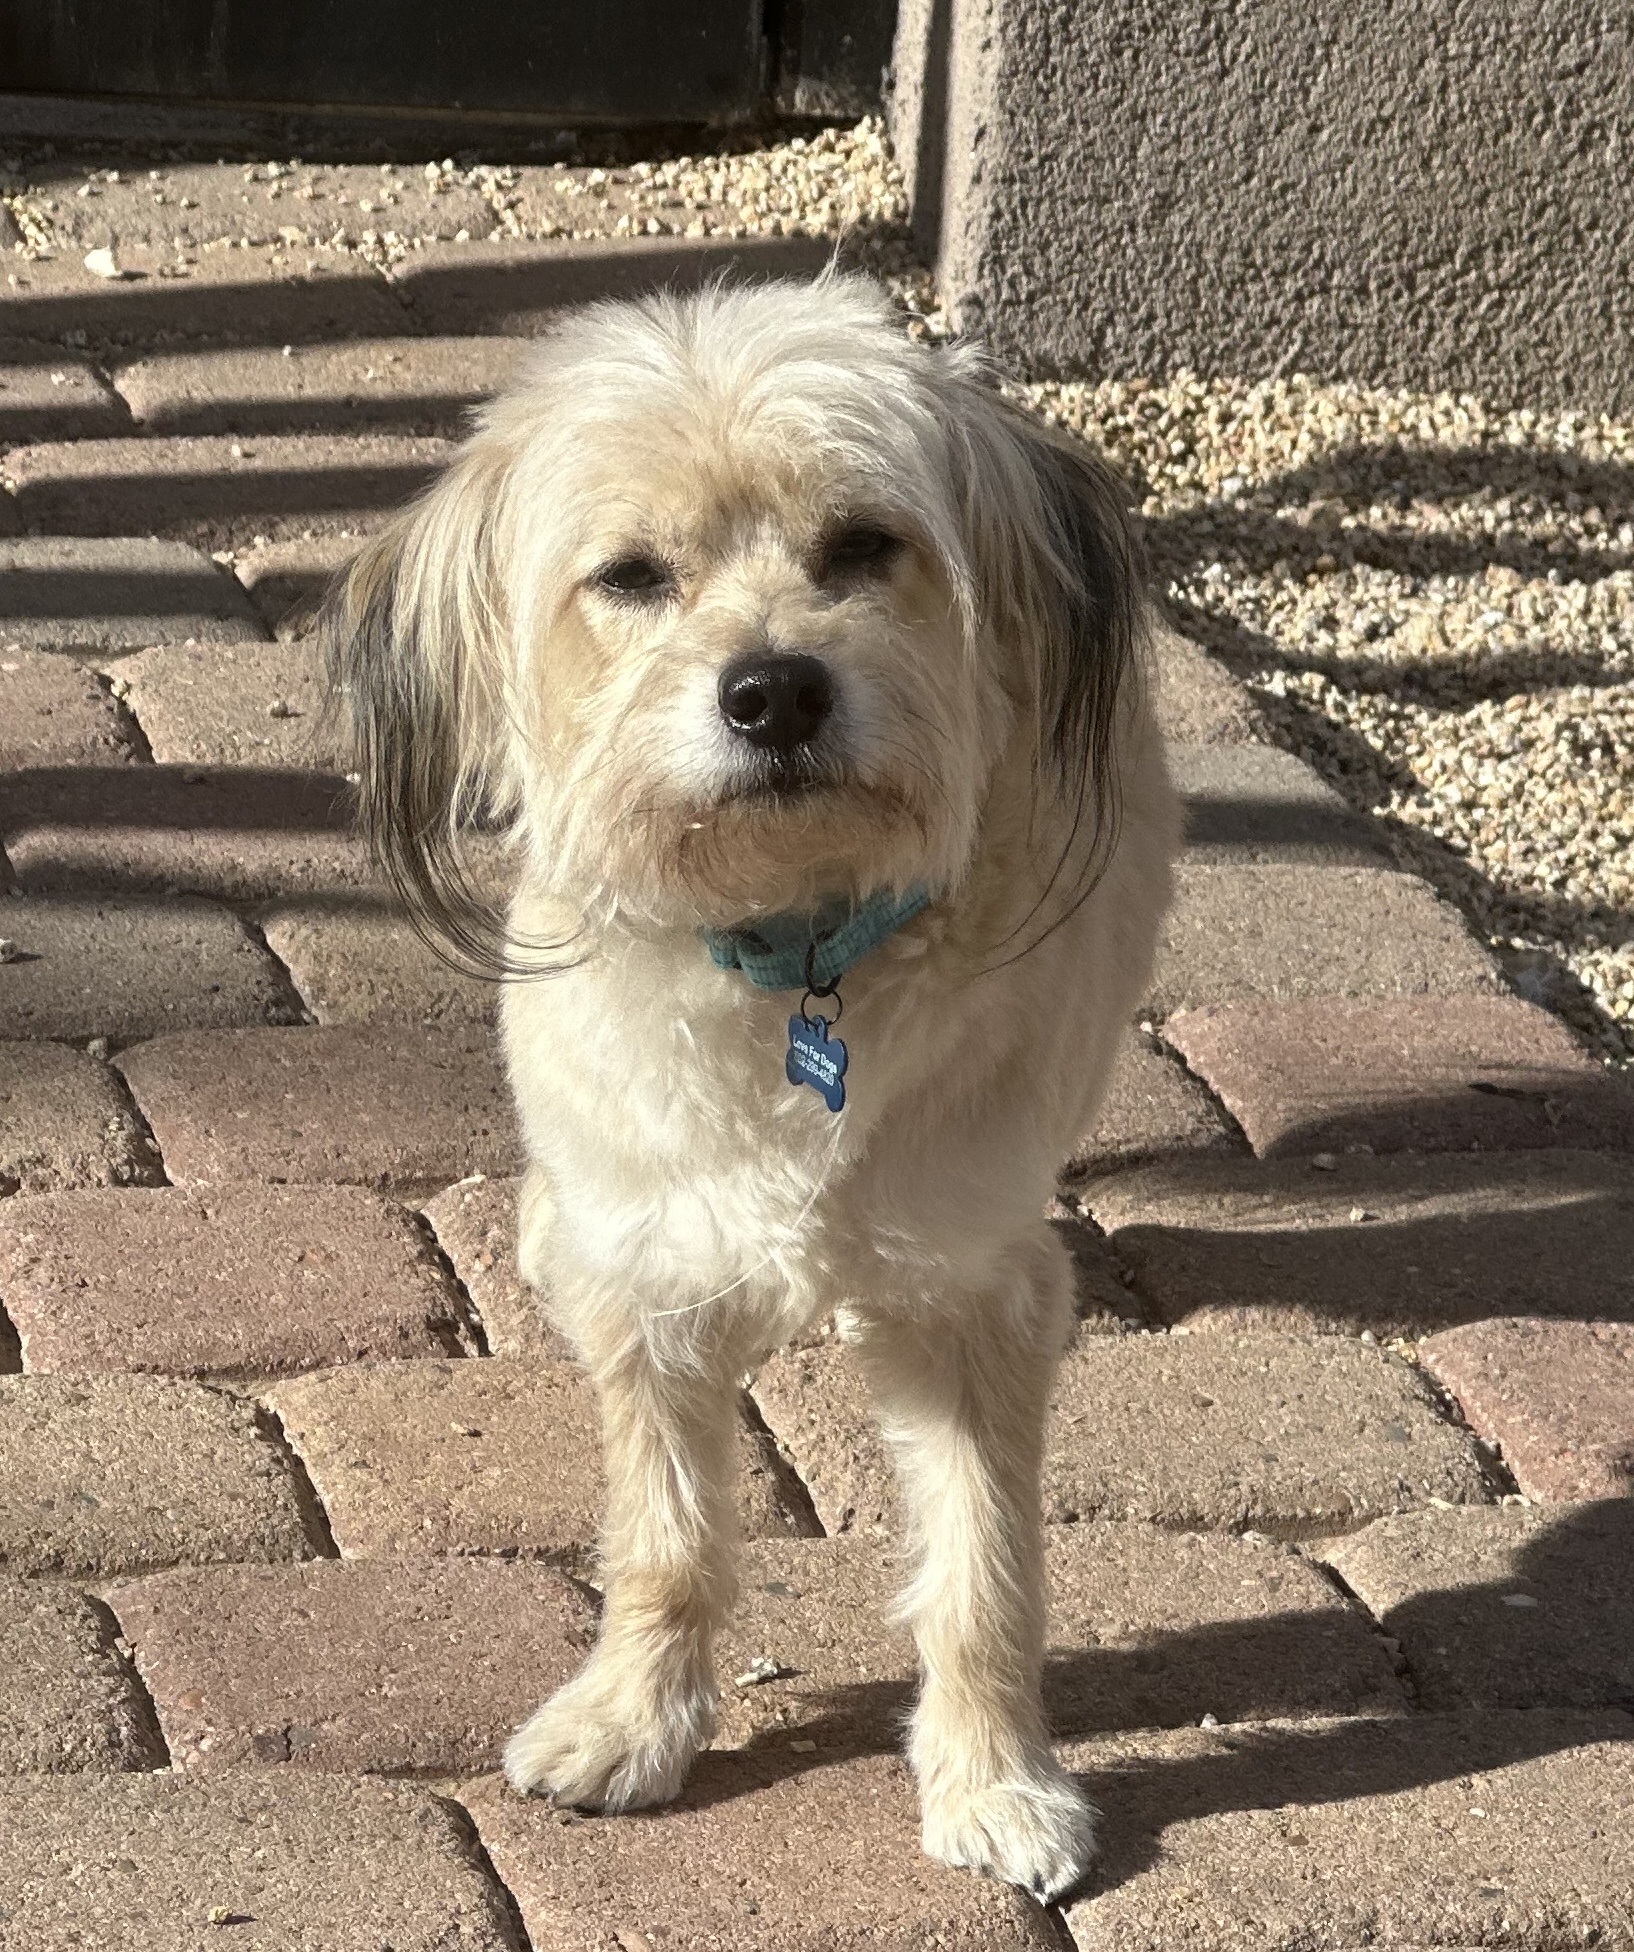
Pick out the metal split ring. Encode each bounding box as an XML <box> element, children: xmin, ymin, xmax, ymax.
<box><xmin>799</xmin><ymin>942</ymin><xmax>844</xmax><ymax>1026</ymax></box>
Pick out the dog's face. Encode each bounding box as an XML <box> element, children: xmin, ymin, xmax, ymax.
<box><xmin>325</xmin><ymin>276</ymin><xmax>1144</xmax><ymax>959</ymax></box>
<box><xmin>499</xmin><ymin>371</ymin><xmax>991</xmax><ymax>924</ymax></box>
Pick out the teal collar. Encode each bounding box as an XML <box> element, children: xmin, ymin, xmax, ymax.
<box><xmin>702</xmin><ymin>885</ymin><xmax>933</xmax><ymax>993</ymax></box>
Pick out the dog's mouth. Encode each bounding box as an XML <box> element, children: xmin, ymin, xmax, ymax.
<box><xmin>713</xmin><ymin>752</ymin><xmax>838</xmax><ymax>808</ymax></box>
<box><xmin>655</xmin><ymin>754</ymin><xmax>935</xmax><ymax>920</ymax></box>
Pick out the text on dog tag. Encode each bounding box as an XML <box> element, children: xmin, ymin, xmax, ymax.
<box><xmin>786</xmin><ymin>1014</ymin><xmax>847</xmax><ymax>1113</ymax></box>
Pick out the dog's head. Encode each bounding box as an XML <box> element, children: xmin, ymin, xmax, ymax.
<box><xmin>322</xmin><ymin>275</ymin><xmax>1145</xmax><ymax>968</ymax></box>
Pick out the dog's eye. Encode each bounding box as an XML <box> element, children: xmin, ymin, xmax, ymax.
<box><xmin>595</xmin><ymin>556</ymin><xmax>674</xmax><ymax>599</ymax></box>
<box><xmin>821</xmin><ymin>524</ymin><xmax>901</xmax><ymax>580</ymax></box>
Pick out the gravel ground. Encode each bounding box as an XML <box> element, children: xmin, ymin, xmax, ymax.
<box><xmin>1032</xmin><ymin>378</ymin><xmax>1634</xmax><ymax>1065</ymax></box>
<box><xmin>0</xmin><ymin>118</ymin><xmax>912</xmax><ymax>272</ymax></box>
<box><xmin>5</xmin><ymin>119</ymin><xmax>1624</xmax><ymax>1061</ymax></box>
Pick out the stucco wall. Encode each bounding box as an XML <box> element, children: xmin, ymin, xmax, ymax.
<box><xmin>891</xmin><ymin>0</ymin><xmax>1634</xmax><ymax>410</ymax></box>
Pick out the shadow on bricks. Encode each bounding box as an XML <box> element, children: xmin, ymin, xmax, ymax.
<box><xmin>1077</xmin><ymin>1713</ymin><xmax>1634</xmax><ymax>1902</ymax></box>
<box><xmin>1120</xmin><ymin>1504</ymin><xmax>1634</xmax><ymax>1731</ymax></box>
<box><xmin>8</xmin><ymin>448</ymin><xmax>449</xmax><ymax>541</ymax></box>
<box><xmin>695</xmin><ymin>1620</ymin><xmax>1394</xmax><ymax>1778</ymax></box>
<box><xmin>1163</xmin><ymin>609</ymin><xmax>1630</xmax><ymax>1049</ymax></box>
<box><xmin>1100</xmin><ymin>1150</ymin><xmax>1634</xmax><ymax>1337</ymax></box>
<box><xmin>0</xmin><ymin>765</ymin><xmax>353</xmax><ymax>833</ymax></box>
<box><xmin>668</xmin><ymin>1504</ymin><xmax>1633</xmax><ymax>1821</ymax></box>
<box><xmin>1145</xmin><ymin>442</ymin><xmax>1634</xmax><ymax>1052</ymax></box>
<box><xmin>0</xmin><ymin>764</ymin><xmax>370</xmax><ymax>904</ymax></box>
<box><xmin>1323</xmin><ymin>1500</ymin><xmax>1634</xmax><ymax>1714</ymax></box>
<box><xmin>0</xmin><ymin>557</ymin><xmax>262</xmax><ymax>638</ymax></box>
<box><xmin>0</xmin><ymin>232</ymin><xmax>835</xmax><ymax>352</ymax></box>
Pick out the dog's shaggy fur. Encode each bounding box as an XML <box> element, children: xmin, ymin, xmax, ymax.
<box><xmin>324</xmin><ymin>274</ymin><xmax>1179</xmax><ymax>1901</ymax></box>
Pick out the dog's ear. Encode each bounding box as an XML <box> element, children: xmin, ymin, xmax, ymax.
<box><xmin>938</xmin><ymin>370</ymin><xmax>1148</xmax><ymax>864</ymax></box>
<box><xmin>320</xmin><ymin>445</ymin><xmax>516</xmax><ymax>975</ymax></box>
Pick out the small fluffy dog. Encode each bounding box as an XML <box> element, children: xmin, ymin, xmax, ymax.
<box><xmin>324</xmin><ymin>274</ymin><xmax>1178</xmax><ymax>1901</ymax></box>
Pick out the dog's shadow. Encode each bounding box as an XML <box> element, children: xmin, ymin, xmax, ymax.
<box><xmin>678</xmin><ymin>1500</ymin><xmax>1634</xmax><ymax>1901</ymax></box>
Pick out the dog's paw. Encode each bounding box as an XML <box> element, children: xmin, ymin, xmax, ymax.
<box><xmin>920</xmin><ymin>1760</ymin><xmax>1098</xmax><ymax>1905</ymax></box>
<box><xmin>502</xmin><ymin>1664</ymin><xmax>711</xmax><ymax>1813</ymax></box>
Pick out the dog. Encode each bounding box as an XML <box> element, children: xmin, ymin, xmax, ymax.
<box><xmin>323</xmin><ymin>272</ymin><xmax>1179</xmax><ymax>1902</ymax></box>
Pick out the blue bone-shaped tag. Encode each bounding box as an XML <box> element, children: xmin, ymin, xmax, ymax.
<box><xmin>786</xmin><ymin>1013</ymin><xmax>848</xmax><ymax>1113</ymax></box>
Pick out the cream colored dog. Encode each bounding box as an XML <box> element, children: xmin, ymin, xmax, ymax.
<box><xmin>324</xmin><ymin>274</ymin><xmax>1178</xmax><ymax>1903</ymax></box>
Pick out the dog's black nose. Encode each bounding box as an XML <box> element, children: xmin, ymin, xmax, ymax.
<box><xmin>717</xmin><ymin>653</ymin><xmax>834</xmax><ymax>752</ymax></box>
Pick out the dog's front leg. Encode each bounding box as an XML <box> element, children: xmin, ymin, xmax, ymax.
<box><xmin>846</xmin><ymin>1247</ymin><xmax>1094</xmax><ymax>1903</ymax></box>
<box><xmin>503</xmin><ymin>1338</ymin><xmax>738</xmax><ymax>1811</ymax></box>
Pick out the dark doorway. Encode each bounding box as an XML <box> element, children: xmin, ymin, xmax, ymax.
<box><xmin>0</xmin><ymin>1</ymin><xmax>898</xmax><ymax>129</ymax></box>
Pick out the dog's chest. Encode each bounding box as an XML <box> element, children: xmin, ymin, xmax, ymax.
<box><xmin>501</xmin><ymin>947</ymin><xmax>962</xmax><ymax>1289</ymax></box>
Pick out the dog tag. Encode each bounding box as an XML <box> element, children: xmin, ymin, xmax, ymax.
<box><xmin>786</xmin><ymin>1013</ymin><xmax>848</xmax><ymax>1113</ymax></box>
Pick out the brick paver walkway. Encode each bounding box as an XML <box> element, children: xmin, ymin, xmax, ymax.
<box><xmin>2</xmin><ymin>194</ymin><xmax>1631</xmax><ymax>1951</ymax></box>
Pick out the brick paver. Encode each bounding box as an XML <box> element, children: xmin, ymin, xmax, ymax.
<box><xmin>259</xmin><ymin>897</ymin><xmax>501</xmax><ymax>1026</ymax></box>
<box><xmin>466</xmin><ymin>1751</ymin><xmax>1059</xmax><ymax>1952</ymax></box>
<box><xmin>0</xmin><ymin>893</ymin><xmax>304</xmax><ymax>1043</ymax></box>
<box><xmin>1043</xmin><ymin>1524</ymin><xmax>1406</xmax><ymax>1730</ymax></box>
<box><xmin>265</xmin><ymin>1355</ymin><xmax>812</xmax><ymax>1563</ymax></box>
<box><xmin>113</xmin><ymin>337</ymin><xmax>529</xmax><ymax>436</ymax></box>
<box><xmin>1148</xmin><ymin>862</ymin><xmax>1502</xmax><ymax>1012</ymax></box>
<box><xmin>1150</xmin><ymin>625</ymin><xmax>1261</xmax><ymax>744</ymax></box>
<box><xmin>738</xmin><ymin>1410</ymin><xmax>827</xmax><ymax>1541</ymax></box>
<box><xmin>1</xmin><ymin>1773</ymin><xmax>522</xmax><ymax>1952</ymax></box>
<box><xmin>0</xmin><ymin>242</ymin><xmax>408</xmax><ymax>349</ymax></box>
<box><xmin>1063</xmin><ymin>1027</ymin><xmax>1242</xmax><ymax>1181</ymax></box>
<box><xmin>117</xmin><ymin>1023</ymin><xmax>520</xmax><ymax>1189</ymax></box>
<box><xmin>392</xmin><ymin>231</ymin><xmax>834</xmax><ymax>332</ymax></box>
<box><xmin>1</xmin><ymin>763</ymin><xmax>371</xmax><ymax>901</ymax></box>
<box><xmin>105</xmin><ymin>637</ymin><xmax>345</xmax><ymax>769</ymax></box>
<box><xmin>38</xmin><ymin>163</ymin><xmax>490</xmax><ymax>256</ymax></box>
<box><xmin>1064</xmin><ymin>1714</ymin><xmax>1634</xmax><ymax>1950</ymax></box>
<box><xmin>0</xmin><ymin>646</ymin><xmax>140</xmax><ymax>769</ymax></box>
<box><xmin>753</xmin><ymin>1284</ymin><xmax>1128</xmax><ymax>1531</ymax></box>
<box><xmin>1042</xmin><ymin>1331</ymin><xmax>1490</xmax><ymax>1535</ymax></box>
<box><xmin>1420</xmin><ymin>1318</ymin><xmax>1634</xmax><ymax>1501</ymax></box>
<box><xmin>753</xmin><ymin>1331</ymin><xmax>1490</xmax><ymax>1543</ymax></box>
<box><xmin>108</xmin><ymin>1554</ymin><xmax>595</xmax><ymax>1773</ymax></box>
<box><xmin>233</xmin><ymin>534</ymin><xmax>360</xmax><ymax>636</ymax></box>
<box><xmin>752</xmin><ymin>1340</ymin><xmax>897</xmax><ymax>1537</ymax></box>
<box><xmin>399</xmin><ymin>1220</ymin><xmax>824</xmax><ymax>1545</ymax></box>
<box><xmin>713</xmin><ymin>1528</ymin><xmax>1403</xmax><ymax>1751</ymax></box>
<box><xmin>1087</xmin><ymin>1150</ymin><xmax>1634</xmax><ymax>1338</ymax></box>
<box><xmin>0</xmin><ymin>1572</ymin><xmax>165</xmax><ymax>1771</ymax></box>
<box><xmin>0</xmin><ymin>535</ymin><xmax>266</xmax><ymax>649</ymax></box>
<box><xmin>5</xmin><ymin>432</ymin><xmax>454</xmax><ymax>546</ymax></box>
<box><xmin>712</xmin><ymin>1537</ymin><xmax>912</xmax><ymax>1748</ymax></box>
<box><xmin>421</xmin><ymin>1174</ymin><xmax>567</xmax><ymax>1357</ymax></box>
<box><xmin>0</xmin><ymin>1373</ymin><xmax>321</xmax><ymax>1576</ymax></box>
<box><xmin>1322</xmin><ymin>1504</ymin><xmax>1634</xmax><ymax>1712</ymax></box>
<box><xmin>1166</xmin><ymin>994</ymin><xmax>1634</xmax><ymax>1156</ymax></box>
<box><xmin>1172</xmin><ymin>742</ymin><xmax>1387</xmax><ymax>865</ymax></box>
<box><xmin>0</xmin><ymin>1041</ymin><xmax>163</xmax><ymax>1194</ymax></box>
<box><xmin>0</xmin><ymin>1184</ymin><xmax>474</xmax><ymax>1379</ymax></box>
<box><xmin>0</xmin><ymin>352</ymin><xmax>130</xmax><ymax>443</ymax></box>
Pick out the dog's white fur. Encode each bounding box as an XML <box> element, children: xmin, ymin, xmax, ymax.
<box><xmin>326</xmin><ymin>275</ymin><xmax>1179</xmax><ymax>1902</ymax></box>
